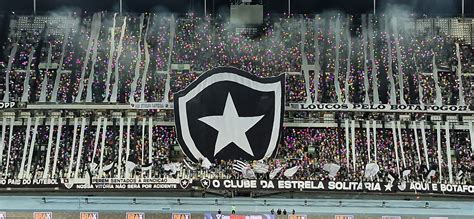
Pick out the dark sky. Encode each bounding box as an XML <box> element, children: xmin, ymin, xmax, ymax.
<box><xmin>0</xmin><ymin>0</ymin><xmax>472</xmax><ymax>16</ymax></box>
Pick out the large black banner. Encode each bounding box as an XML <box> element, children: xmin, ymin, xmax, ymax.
<box><xmin>202</xmin><ymin>179</ymin><xmax>396</xmax><ymax>193</ymax></box>
<box><xmin>174</xmin><ymin>67</ymin><xmax>285</xmax><ymax>162</ymax></box>
<box><xmin>201</xmin><ymin>179</ymin><xmax>474</xmax><ymax>195</ymax></box>
<box><xmin>0</xmin><ymin>178</ymin><xmax>472</xmax><ymax>195</ymax></box>
<box><xmin>0</xmin><ymin>178</ymin><xmax>60</xmax><ymax>188</ymax></box>
<box><xmin>0</xmin><ymin>178</ymin><xmax>191</xmax><ymax>190</ymax></box>
<box><xmin>61</xmin><ymin>178</ymin><xmax>192</xmax><ymax>190</ymax></box>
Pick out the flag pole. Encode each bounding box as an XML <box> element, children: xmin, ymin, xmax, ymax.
<box><xmin>119</xmin><ymin>0</ymin><xmax>123</xmax><ymax>15</ymax></box>
<box><xmin>288</xmin><ymin>0</ymin><xmax>291</xmax><ymax>15</ymax></box>
<box><xmin>373</xmin><ymin>0</ymin><xmax>376</xmax><ymax>15</ymax></box>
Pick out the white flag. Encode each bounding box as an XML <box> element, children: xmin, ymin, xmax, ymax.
<box><xmin>456</xmin><ymin>170</ymin><xmax>464</xmax><ymax>181</ymax></box>
<box><xmin>141</xmin><ymin>163</ymin><xmax>153</xmax><ymax>171</ymax></box>
<box><xmin>125</xmin><ymin>161</ymin><xmax>137</xmax><ymax>178</ymax></box>
<box><xmin>283</xmin><ymin>166</ymin><xmax>300</xmax><ymax>178</ymax></box>
<box><xmin>402</xmin><ymin>169</ymin><xmax>411</xmax><ymax>178</ymax></box>
<box><xmin>232</xmin><ymin>161</ymin><xmax>256</xmax><ymax>179</ymax></box>
<box><xmin>253</xmin><ymin>162</ymin><xmax>269</xmax><ymax>174</ymax></box>
<box><xmin>242</xmin><ymin>168</ymin><xmax>256</xmax><ymax>179</ymax></box>
<box><xmin>323</xmin><ymin>163</ymin><xmax>341</xmax><ymax>178</ymax></box>
<box><xmin>163</xmin><ymin>163</ymin><xmax>181</xmax><ymax>174</ymax></box>
<box><xmin>232</xmin><ymin>160</ymin><xmax>249</xmax><ymax>172</ymax></box>
<box><xmin>269</xmin><ymin>167</ymin><xmax>283</xmax><ymax>179</ymax></box>
<box><xmin>364</xmin><ymin>163</ymin><xmax>380</xmax><ymax>178</ymax></box>
<box><xmin>102</xmin><ymin>162</ymin><xmax>114</xmax><ymax>172</ymax></box>
<box><xmin>201</xmin><ymin>158</ymin><xmax>212</xmax><ymax>169</ymax></box>
<box><xmin>125</xmin><ymin>161</ymin><xmax>137</xmax><ymax>171</ymax></box>
<box><xmin>183</xmin><ymin>159</ymin><xmax>196</xmax><ymax>171</ymax></box>
<box><xmin>89</xmin><ymin>162</ymin><xmax>99</xmax><ymax>176</ymax></box>
<box><xmin>427</xmin><ymin>170</ymin><xmax>436</xmax><ymax>179</ymax></box>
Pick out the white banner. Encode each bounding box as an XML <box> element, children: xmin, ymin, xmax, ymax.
<box><xmin>290</xmin><ymin>103</ymin><xmax>471</xmax><ymax>114</ymax></box>
<box><xmin>131</xmin><ymin>102</ymin><xmax>173</xmax><ymax>109</ymax></box>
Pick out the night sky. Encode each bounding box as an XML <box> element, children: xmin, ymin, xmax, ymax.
<box><xmin>0</xmin><ymin>0</ymin><xmax>472</xmax><ymax>16</ymax></box>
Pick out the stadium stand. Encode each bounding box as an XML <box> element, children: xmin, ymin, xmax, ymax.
<box><xmin>0</xmin><ymin>12</ymin><xmax>472</xmax><ymax>194</ymax></box>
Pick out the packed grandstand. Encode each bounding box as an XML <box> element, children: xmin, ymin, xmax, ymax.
<box><xmin>0</xmin><ymin>11</ymin><xmax>472</xmax><ymax>196</ymax></box>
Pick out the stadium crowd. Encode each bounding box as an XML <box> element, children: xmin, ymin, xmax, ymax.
<box><xmin>0</xmin><ymin>13</ymin><xmax>472</xmax><ymax>186</ymax></box>
<box><xmin>0</xmin><ymin>118</ymin><xmax>472</xmax><ymax>185</ymax></box>
<box><xmin>0</xmin><ymin>13</ymin><xmax>472</xmax><ymax>105</ymax></box>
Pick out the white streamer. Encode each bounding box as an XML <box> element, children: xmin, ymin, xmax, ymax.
<box><xmin>366</xmin><ymin>120</ymin><xmax>371</xmax><ymax>163</ymax></box>
<box><xmin>397</xmin><ymin>121</ymin><xmax>406</xmax><ymax>168</ymax></box>
<box><xmin>351</xmin><ymin>120</ymin><xmax>356</xmax><ymax>170</ymax></box>
<box><xmin>140</xmin><ymin>16</ymin><xmax>152</xmax><ymax>103</ymax></box>
<box><xmin>85</xmin><ymin>14</ymin><xmax>102</xmax><ymax>102</ymax></box>
<box><xmin>51</xmin><ymin>117</ymin><xmax>62</xmax><ymax>178</ymax></box>
<box><xmin>74</xmin><ymin>118</ymin><xmax>86</xmax><ymax>179</ymax></box>
<box><xmin>67</xmin><ymin>118</ymin><xmax>79</xmax><ymax>178</ymax></box>
<box><xmin>110</xmin><ymin>16</ymin><xmax>127</xmax><ymax>103</ymax></box>
<box><xmin>344</xmin><ymin>17</ymin><xmax>351</xmax><ymax>104</ymax></box>
<box><xmin>163</xmin><ymin>15</ymin><xmax>176</xmax><ymax>102</ymax></box>
<box><xmin>18</xmin><ymin>117</ymin><xmax>32</xmax><ymax>179</ymax></box>
<box><xmin>313</xmin><ymin>18</ymin><xmax>321</xmax><ymax>103</ymax></box>
<box><xmin>51</xmin><ymin>28</ymin><xmax>70</xmax><ymax>102</ymax></box>
<box><xmin>334</xmin><ymin>16</ymin><xmax>342</xmax><ymax>103</ymax></box>
<box><xmin>362</xmin><ymin>15</ymin><xmax>370</xmax><ymax>104</ymax></box>
<box><xmin>98</xmin><ymin>118</ymin><xmax>108</xmax><ymax>177</ymax></box>
<box><xmin>455</xmin><ymin>43</ymin><xmax>465</xmax><ymax>105</ymax></box>
<box><xmin>92</xmin><ymin>117</ymin><xmax>102</xmax><ymax>162</ymax></box>
<box><xmin>21</xmin><ymin>49</ymin><xmax>35</xmax><ymax>102</ymax></box>
<box><xmin>392</xmin><ymin>17</ymin><xmax>406</xmax><ymax>105</ymax></box>
<box><xmin>118</xmin><ymin>117</ymin><xmax>124</xmax><ymax>177</ymax></box>
<box><xmin>104</xmin><ymin>13</ymin><xmax>117</xmax><ymax>102</ymax></box>
<box><xmin>344</xmin><ymin>119</ymin><xmax>350</xmax><ymax>168</ymax></box>
<box><xmin>436</xmin><ymin>121</ymin><xmax>443</xmax><ymax>181</ymax></box>
<box><xmin>391</xmin><ymin>121</ymin><xmax>401</xmax><ymax>176</ymax></box>
<box><xmin>26</xmin><ymin>117</ymin><xmax>39</xmax><ymax>179</ymax></box>
<box><xmin>76</xmin><ymin>13</ymin><xmax>100</xmax><ymax>102</ymax></box>
<box><xmin>0</xmin><ymin>118</ymin><xmax>6</xmax><ymax>166</ymax></box>
<box><xmin>3</xmin><ymin>43</ymin><xmax>18</xmax><ymax>102</ymax></box>
<box><xmin>384</xmin><ymin>17</ymin><xmax>397</xmax><ymax>105</ymax></box>
<box><xmin>42</xmin><ymin>117</ymin><xmax>55</xmax><ymax>178</ymax></box>
<box><xmin>445</xmin><ymin>122</ymin><xmax>453</xmax><ymax>183</ymax></box>
<box><xmin>420</xmin><ymin>121</ymin><xmax>430</xmax><ymax>169</ymax></box>
<box><xmin>368</xmin><ymin>15</ymin><xmax>379</xmax><ymax>104</ymax></box>
<box><xmin>372</xmin><ymin>120</ymin><xmax>377</xmax><ymax>161</ymax></box>
<box><xmin>39</xmin><ymin>43</ymin><xmax>53</xmax><ymax>102</ymax></box>
<box><xmin>412</xmin><ymin>121</ymin><xmax>422</xmax><ymax>165</ymax></box>
<box><xmin>4</xmin><ymin>118</ymin><xmax>14</xmax><ymax>177</ymax></box>
<box><xmin>129</xmin><ymin>14</ymin><xmax>145</xmax><ymax>103</ymax></box>
<box><xmin>470</xmin><ymin>121</ymin><xmax>474</xmax><ymax>152</ymax></box>
<box><xmin>148</xmin><ymin>117</ymin><xmax>153</xmax><ymax>177</ymax></box>
<box><xmin>432</xmin><ymin>54</ymin><xmax>442</xmax><ymax>105</ymax></box>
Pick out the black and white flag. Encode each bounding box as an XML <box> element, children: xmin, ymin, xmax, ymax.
<box><xmin>174</xmin><ymin>67</ymin><xmax>284</xmax><ymax>162</ymax></box>
<box><xmin>323</xmin><ymin>163</ymin><xmax>341</xmax><ymax>178</ymax></box>
<box><xmin>233</xmin><ymin>160</ymin><xmax>256</xmax><ymax>179</ymax></box>
<box><xmin>364</xmin><ymin>163</ymin><xmax>380</xmax><ymax>178</ymax></box>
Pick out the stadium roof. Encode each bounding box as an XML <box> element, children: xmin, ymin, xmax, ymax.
<box><xmin>0</xmin><ymin>0</ymin><xmax>472</xmax><ymax>16</ymax></box>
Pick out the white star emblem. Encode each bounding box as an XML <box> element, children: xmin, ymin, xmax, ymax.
<box><xmin>198</xmin><ymin>93</ymin><xmax>264</xmax><ymax>157</ymax></box>
<box><xmin>384</xmin><ymin>183</ymin><xmax>393</xmax><ymax>191</ymax></box>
